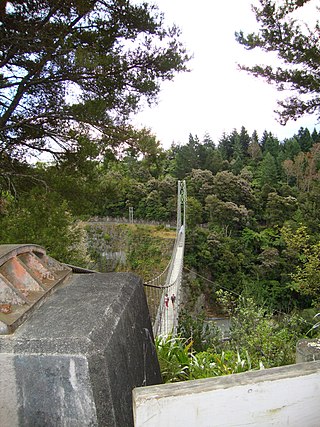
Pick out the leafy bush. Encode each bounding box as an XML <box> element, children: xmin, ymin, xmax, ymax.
<box><xmin>229</xmin><ymin>296</ymin><xmax>307</xmax><ymax>368</ymax></box>
<box><xmin>155</xmin><ymin>335</ymin><xmax>191</xmax><ymax>383</ymax></box>
<box><xmin>188</xmin><ymin>350</ymin><xmax>253</xmax><ymax>380</ymax></box>
<box><xmin>155</xmin><ymin>334</ymin><xmax>255</xmax><ymax>383</ymax></box>
<box><xmin>0</xmin><ymin>189</ymin><xmax>89</xmax><ymax>266</ymax></box>
<box><xmin>178</xmin><ymin>310</ymin><xmax>222</xmax><ymax>352</ymax></box>
<box><xmin>307</xmin><ymin>313</ymin><xmax>320</xmax><ymax>336</ymax></box>
<box><xmin>157</xmin><ymin>293</ymin><xmax>308</xmax><ymax>383</ymax></box>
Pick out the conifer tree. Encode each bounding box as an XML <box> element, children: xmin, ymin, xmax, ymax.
<box><xmin>0</xmin><ymin>0</ymin><xmax>189</xmax><ymax>162</ymax></box>
<box><xmin>236</xmin><ymin>0</ymin><xmax>320</xmax><ymax>124</ymax></box>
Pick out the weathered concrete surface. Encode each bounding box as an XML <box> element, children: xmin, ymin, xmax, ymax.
<box><xmin>0</xmin><ymin>272</ymin><xmax>161</xmax><ymax>426</ymax></box>
<box><xmin>133</xmin><ymin>360</ymin><xmax>320</xmax><ymax>427</ymax></box>
<box><xmin>296</xmin><ymin>338</ymin><xmax>320</xmax><ymax>363</ymax></box>
<box><xmin>0</xmin><ymin>244</ymin><xmax>46</xmax><ymax>267</ymax></box>
<box><xmin>0</xmin><ymin>244</ymin><xmax>72</xmax><ymax>334</ymax></box>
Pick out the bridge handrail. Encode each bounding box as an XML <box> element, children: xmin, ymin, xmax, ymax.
<box><xmin>144</xmin><ymin>261</ymin><xmax>171</xmax><ymax>287</ymax></box>
<box><xmin>144</xmin><ymin>225</ymin><xmax>184</xmax><ymax>289</ymax></box>
<box><xmin>151</xmin><ymin>226</ymin><xmax>185</xmax><ymax>336</ymax></box>
<box><xmin>152</xmin><ymin>261</ymin><xmax>184</xmax><ymax>336</ymax></box>
<box><xmin>143</xmin><ymin>180</ymin><xmax>186</xmax><ymax>337</ymax></box>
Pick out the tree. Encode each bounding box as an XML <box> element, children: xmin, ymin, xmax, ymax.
<box><xmin>311</xmin><ymin>128</ymin><xmax>319</xmax><ymax>143</ymax></box>
<box><xmin>172</xmin><ymin>134</ymin><xmax>201</xmax><ymax>178</ymax></box>
<box><xmin>284</xmin><ymin>144</ymin><xmax>320</xmax><ymax>191</ymax></box>
<box><xmin>263</xmin><ymin>134</ymin><xmax>280</xmax><ymax>158</ymax></box>
<box><xmin>186</xmin><ymin>196</ymin><xmax>203</xmax><ymax>228</ymax></box>
<box><xmin>239</xmin><ymin>126</ymin><xmax>251</xmax><ymax>157</ymax></box>
<box><xmin>124</xmin><ymin>179</ymin><xmax>147</xmax><ymax>218</ymax></box>
<box><xmin>144</xmin><ymin>189</ymin><xmax>167</xmax><ymax>221</ymax></box>
<box><xmin>0</xmin><ymin>188</ymin><xmax>88</xmax><ymax>265</ymax></box>
<box><xmin>282</xmin><ymin>137</ymin><xmax>301</xmax><ymax>160</ymax></box>
<box><xmin>97</xmin><ymin>168</ymin><xmax>129</xmax><ymax>216</ymax></box>
<box><xmin>265</xmin><ymin>192</ymin><xmax>298</xmax><ymax>225</ymax></box>
<box><xmin>298</xmin><ymin>180</ymin><xmax>320</xmax><ymax>233</ymax></box>
<box><xmin>121</xmin><ymin>127</ymin><xmax>165</xmax><ymax>178</ymax></box>
<box><xmin>186</xmin><ymin>168</ymin><xmax>214</xmax><ymax>203</ymax></box>
<box><xmin>295</xmin><ymin>127</ymin><xmax>313</xmax><ymax>152</ymax></box>
<box><xmin>218</xmin><ymin>129</ymin><xmax>239</xmax><ymax>161</ymax></box>
<box><xmin>248</xmin><ymin>133</ymin><xmax>263</xmax><ymax>162</ymax></box>
<box><xmin>230</xmin><ymin>136</ymin><xmax>245</xmax><ymax>174</ymax></box>
<box><xmin>258</xmin><ymin>152</ymin><xmax>278</xmax><ymax>188</ymax></box>
<box><xmin>0</xmin><ymin>0</ymin><xmax>189</xmax><ymax>163</ymax></box>
<box><xmin>204</xmin><ymin>149</ymin><xmax>226</xmax><ymax>175</ymax></box>
<box><xmin>282</xmin><ymin>224</ymin><xmax>320</xmax><ymax>302</ymax></box>
<box><xmin>282</xmin><ymin>158</ymin><xmax>295</xmax><ymax>184</ymax></box>
<box><xmin>205</xmin><ymin>195</ymin><xmax>250</xmax><ymax>234</ymax></box>
<box><xmin>236</xmin><ymin>0</ymin><xmax>320</xmax><ymax>124</ymax></box>
<box><xmin>212</xmin><ymin>170</ymin><xmax>255</xmax><ymax>208</ymax></box>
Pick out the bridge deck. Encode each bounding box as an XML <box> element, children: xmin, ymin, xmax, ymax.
<box><xmin>160</xmin><ymin>242</ymin><xmax>184</xmax><ymax>335</ymax></box>
<box><xmin>144</xmin><ymin>180</ymin><xmax>186</xmax><ymax>337</ymax></box>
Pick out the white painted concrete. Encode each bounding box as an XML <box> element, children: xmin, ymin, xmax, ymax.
<box><xmin>133</xmin><ymin>360</ymin><xmax>320</xmax><ymax>427</ymax></box>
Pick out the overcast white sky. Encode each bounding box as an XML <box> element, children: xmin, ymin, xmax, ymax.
<box><xmin>132</xmin><ymin>0</ymin><xmax>319</xmax><ymax>148</ymax></box>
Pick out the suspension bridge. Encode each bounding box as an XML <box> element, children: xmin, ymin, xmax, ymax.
<box><xmin>143</xmin><ymin>180</ymin><xmax>187</xmax><ymax>337</ymax></box>
<box><xmin>0</xmin><ymin>181</ymin><xmax>187</xmax><ymax>339</ymax></box>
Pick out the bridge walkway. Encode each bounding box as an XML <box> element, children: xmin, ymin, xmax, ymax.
<box><xmin>143</xmin><ymin>180</ymin><xmax>186</xmax><ymax>337</ymax></box>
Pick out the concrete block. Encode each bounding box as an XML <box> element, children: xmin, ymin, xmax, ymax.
<box><xmin>0</xmin><ymin>272</ymin><xmax>161</xmax><ymax>426</ymax></box>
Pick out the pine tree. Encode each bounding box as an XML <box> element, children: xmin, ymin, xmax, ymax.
<box><xmin>0</xmin><ymin>0</ymin><xmax>189</xmax><ymax>162</ymax></box>
<box><xmin>259</xmin><ymin>152</ymin><xmax>278</xmax><ymax>188</ymax></box>
<box><xmin>236</xmin><ymin>0</ymin><xmax>320</xmax><ymax>124</ymax></box>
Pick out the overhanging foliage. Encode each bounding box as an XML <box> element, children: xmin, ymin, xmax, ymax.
<box><xmin>236</xmin><ymin>0</ymin><xmax>320</xmax><ymax>124</ymax></box>
<box><xmin>0</xmin><ymin>0</ymin><xmax>189</xmax><ymax>161</ymax></box>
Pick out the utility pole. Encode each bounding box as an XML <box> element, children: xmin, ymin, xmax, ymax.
<box><xmin>129</xmin><ymin>206</ymin><xmax>134</xmax><ymax>224</ymax></box>
<box><xmin>129</xmin><ymin>206</ymin><xmax>133</xmax><ymax>224</ymax></box>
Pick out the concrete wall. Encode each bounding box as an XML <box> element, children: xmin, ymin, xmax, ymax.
<box><xmin>133</xmin><ymin>360</ymin><xmax>320</xmax><ymax>427</ymax></box>
<box><xmin>296</xmin><ymin>338</ymin><xmax>320</xmax><ymax>363</ymax></box>
<box><xmin>0</xmin><ymin>272</ymin><xmax>161</xmax><ymax>426</ymax></box>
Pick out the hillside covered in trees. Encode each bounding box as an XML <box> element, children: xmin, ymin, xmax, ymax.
<box><xmin>1</xmin><ymin>125</ymin><xmax>320</xmax><ymax>314</ymax></box>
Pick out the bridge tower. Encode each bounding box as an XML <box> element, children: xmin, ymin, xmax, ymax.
<box><xmin>177</xmin><ymin>180</ymin><xmax>187</xmax><ymax>231</ymax></box>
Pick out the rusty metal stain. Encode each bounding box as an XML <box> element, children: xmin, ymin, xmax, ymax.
<box><xmin>0</xmin><ymin>274</ymin><xmax>26</xmax><ymax>305</ymax></box>
<box><xmin>0</xmin><ymin>304</ymin><xmax>12</xmax><ymax>314</ymax></box>
<box><xmin>18</xmin><ymin>252</ymin><xmax>54</xmax><ymax>287</ymax></box>
<box><xmin>0</xmin><ymin>244</ymin><xmax>72</xmax><ymax>334</ymax></box>
<box><xmin>2</xmin><ymin>257</ymin><xmax>43</xmax><ymax>293</ymax></box>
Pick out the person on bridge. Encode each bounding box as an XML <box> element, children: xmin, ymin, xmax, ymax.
<box><xmin>164</xmin><ymin>293</ymin><xmax>169</xmax><ymax>308</ymax></box>
<box><xmin>171</xmin><ymin>294</ymin><xmax>176</xmax><ymax>308</ymax></box>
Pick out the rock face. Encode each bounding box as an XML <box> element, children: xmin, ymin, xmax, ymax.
<box><xmin>0</xmin><ymin>272</ymin><xmax>162</xmax><ymax>426</ymax></box>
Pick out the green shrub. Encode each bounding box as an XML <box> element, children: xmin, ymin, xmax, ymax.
<box><xmin>155</xmin><ymin>334</ymin><xmax>191</xmax><ymax>383</ymax></box>
<box><xmin>155</xmin><ymin>334</ymin><xmax>255</xmax><ymax>383</ymax></box>
<box><xmin>0</xmin><ymin>189</ymin><xmax>89</xmax><ymax>266</ymax></box>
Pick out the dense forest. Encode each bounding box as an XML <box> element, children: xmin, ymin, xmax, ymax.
<box><xmin>1</xmin><ymin>124</ymin><xmax>320</xmax><ymax>313</ymax></box>
<box><xmin>2</xmin><ymin>123</ymin><xmax>320</xmax><ymax>378</ymax></box>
